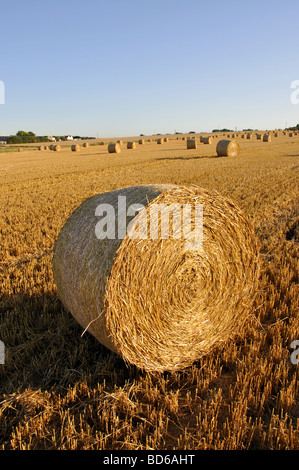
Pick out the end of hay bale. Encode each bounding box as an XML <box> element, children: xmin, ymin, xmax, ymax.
<box><xmin>216</xmin><ymin>139</ymin><xmax>240</xmax><ymax>157</ymax></box>
<box><xmin>108</xmin><ymin>143</ymin><xmax>121</xmax><ymax>153</ymax></box>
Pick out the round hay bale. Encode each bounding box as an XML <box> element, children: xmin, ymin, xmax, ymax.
<box><xmin>289</xmin><ymin>133</ymin><xmax>293</xmax><ymax>137</ymax></box>
<box><xmin>274</xmin><ymin>132</ymin><xmax>278</xmax><ymax>137</ymax></box>
<box><xmin>38</xmin><ymin>145</ymin><xmax>44</xmax><ymax>150</ymax></box>
<box><xmin>216</xmin><ymin>139</ymin><xmax>240</xmax><ymax>157</ymax></box>
<box><xmin>49</xmin><ymin>144</ymin><xmax>54</xmax><ymax>150</ymax></box>
<box><xmin>44</xmin><ymin>145</ymin><xmax>49</xmax><ymax>150</ymax></box>
<box><xmin>53</xmin><ymin>184</ymin><xmax>260</xmax><ymax>373</ymax></box>
<box><xmin>117</xmin><ymin>140</ymin><xmax>123</xmax><ymax>145</ymax></box>
<box><xmin>83</xmin><ymin>142</ymin><xmax>89</xmax><ymax>148</ymax></box>
<box><xmin>256</xmin><ymin>134</ymin><xmax>262</xmax><ymax>140</ymax></box>
<box><xmin>182</xmin><ymin>137</ymin><xmax>186</xmax><ymax>141</ymax></box>
<box><xmin>201</xmin><ymin>137</ymin><xmax>212</xmax><ymax>144</ymax></box>
<box><xmin>164</xmin><ymin>137</ymin><xmax>169</xmax><ymax>142</ymax></box>
<box><xmin>18</xmin><ymin>147</ymin><xmax>23</xmax><ymax>152</ymax></box>
<box><xmin>263</xmin><ymin>134</ymin><xmax>271</xmax><ymax>142</ymax></box>
<box><xmin>246</xmin><ymin>133</ymin><xmax>252</xmax><ymax>139</ymax></box>
<box><xmin>108</xmin><ymin>143</ymin><xmax>121</xmax><ymax>153</ymax></box>
<box><xmin>53</xmin><ymin>144</ymin><xmax>61</xmax><ymax>151</ymax></box>
<box><xmin>99</xmin><ymin>141</ymin><xmax>105</xmax><ymax>145</ymax></box>
<box><xmin>127</xmin><ymin>141</ymin><xmax>136</xmax><ymax>149</ymax></box>
<box><xmin>157</xmin><ymin>138</ymin><xmax>163</xmax><ymax>144</ymax></box>
<box><xmin>71</xmin><ymin>144</ymin><xmax>80</xmax><ymax>152</ymax></box>
<box><xmin>138</xmin><ymin>139</ymin><xmax>145</xmax><ymax>145</ymax></box>
<box><xmin>241</xmin><ymin>134</ymin><xmax>245</xmax><ymax>138</ymax></box>
<box><xmin>187</xmin><ymin>139</ymin><xmax>197</xmax><ymax>149</ymax></box>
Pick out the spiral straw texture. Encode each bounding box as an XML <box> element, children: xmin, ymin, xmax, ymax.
<box><xmin>53</xmin><ymin>184</ymin><xmax>260</xmax><ymax>372</ymax></box>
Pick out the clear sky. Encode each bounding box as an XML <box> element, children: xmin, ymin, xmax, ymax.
<box><xmin>0</xmin><ymin>0</ymin><xmax>298</xmax><ymax>137</ymax></box>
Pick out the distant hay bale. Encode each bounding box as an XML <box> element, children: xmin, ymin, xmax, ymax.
<box><xmin>49</xmin><ymin>145</ymin><xmax>54</xmax><ymax>150</ymax></box>
<box><xmin>117</xmin><ymin>140</ymin><xmax>123</xmax><ymax>145</ymax></box>
<box><xmin>44</xmin><ymin>145</ymin><xmax>49</xmax><ymax>150</ymax></box>
<box><xmin>274</xmin><ymin>132</ymin><xmax>278</xmax><ymax>137</ymax></box>
<box><xmin>182</xmin><ymin>137</ymin><xmax>186</xmax><ymax>141</ymax></box>
<box><xmin>164</xmin><ymin>138</ymin><xmax>169</xmax><ymax>142</ymax></box>
<box><xmin>38</xmin><ymin>145</ymin><xmax>44</xmax><ymax>150</ymax></box>
<box><xmin>71</xmin><ymin>144</ymin><xmax>80</xmax><ymax>152</ymax></box>
<box><xmin>289</xmin><ymin>133</ymin><xmax>293</xmax><ymax>137</ymax></box>
<box><xmin>53</xmin><ymin>184</ymin><xmax>260</xmax><ymax>372</ymax></box>
<box><xmin>241</xmin><ymin>134</ymin><xmax>245</xmax><ymax>138</ymax></box>
<box><xmin>138</xmin><ymin>139</ymin><xmax>145</xmax><ymax>145</ymax></box>
<box><xmin>83</xmin><ymin>142</ymin><xmax>89</xmax><ymax>148</ymax></box>
<box><xmin>18</xmin><ymin>147</ymin><xmax>23</xmax><ymax>152</ymax></box>
<box><xmin>256</xmin><ymin>134</ymin><xmax>262</xmax><ymax>140</ymax></box>
<box><xmin>157</xmin><ymin>138</ymin><xmax>163</xmax><ymax>144</ymax></box>
<box><xmin>187</xmin><ymin>139</ymin><xmax>197</xmax><ymax>149</ymax></box>
<box><xmin>53</xmin><ymin>145</ymin><xmax>61</xmax><ymax>151</ymax></box>
<box><xmin>127</xmin><ymin>141</ymin><xmax>136</xmax><ymax>149</ymax></box>
<box><xmin>108</xmin><ymin>143</ymin><xmax>121</xmax><ymax>153</ymax></box>
<box><xmin>263</xmin><ymin>134</ymin><xmax>271</xmax><ymax>142</ymax></box>
<box><xmin>201</xmin><ymin>137</ymin><xmax>212</xmax><ymax>144</ymax></box>
<box><xmin>216</xmin><ymin>139</ymin><xmax>240</xmax><ymax>157</ymax></box>
<box><xmin>99</xmin><ymin>141</ymin><xmax>105</xmax><ymax>145</ymax></box>
<box><xmin>246</xmin><ymin>134</ymin><xmax>252</xmax><ymax>139</ymax></box>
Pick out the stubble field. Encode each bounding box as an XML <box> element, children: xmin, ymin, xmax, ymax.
<box><xmin>0</xmin><ymin>133</ymin><xmax>298</xmax><ymax>450</ymax></box>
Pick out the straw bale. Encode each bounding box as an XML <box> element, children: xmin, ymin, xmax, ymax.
<box><xmin>187</xmin><ymin>139</ymin><xmax>197</xmax><ymax>149</ymax></box>
<box><xmin>108</xmin><ymin>143</ymin><xmax>121</xmax><ymax>153</ymax></box>
<box><xmin>216</xmin><ymin>139</ymin><xmax>240</xmax><ymax>157</ymax></box>
<box><xmin>127</xmin><ymin>142</ymin><xmax>136</xmax><ymax>149</ymax></box>
<box><xmin>53</xmin><ymin>184</ymin><xmax>260</xmax><ymax>372</ymax></box>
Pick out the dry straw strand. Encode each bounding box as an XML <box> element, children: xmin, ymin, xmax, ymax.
<box><xmin>53</xmin><ymin>184</ymin><xmax>260</xmax><ymax>373</ymax></box>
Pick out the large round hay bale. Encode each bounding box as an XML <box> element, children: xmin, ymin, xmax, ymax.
<box><xmin>157</xmin><ymin>138</ymin><xmax>163</xmax><ymax>144</ymax></box>
<box><xmin>138</xmin><ymin>139</ymin><xmax>145</xmax><ymax>145</ymax></box>
<box><xmin>246</xmin><ymin>133</ymin><xmax>252</xmax><ymax>139</ymax></box>
<box><xmin>263</xmin><ymin>134</ymin><xmax>271</xmax><ymax>142</ymax></box>
<box><xmin>44</xmin><ymin>145</ymin><xmax>49</xmax><ymax>150</ymax></box>
<box><xmin>164</xmin><ymin>137</ymin><xmax>169</xmax><ymax>142</ymax></box>
<box><xmin>18</xmin><ymin>147</ymin><xmax>23</xmax><ymax>152</ymax></box>
<box><xmin>53</xmin><ymin>184</ymin><xmax>260</xmax><ymax>372</ymax></box>
<box><xmin>53</xmin><ymin>144</ymin><xmax>61</xmax><ymax>151</ymax></box>
<box><xmin>108</xmin><ymin>143</ymin><xmax>121</xmax><ymax>153</ymax></box>
<box><xmin>216</xmin><ymin>139</ymin><xmax>240</xmax><ymax>157</ymax></box>
<box><xmin>187</xmin><ymin>139</ymin><xmax>197</xmax><ymax>149</ymax></box>
<box><xmin>71</xmin><ymin>144</ymin><xmax>80</xmax><ymax>152</ymax></box>
<box><xmin>38</xmin><ymin>145</ymin><xmax>44</xmax><ymax>150</ymax></box>
<box><xmin>256</xmin><ymin>134</ymin><xmax>262</xmax><ymax>140</ymax></box>
<box><xmin>127</xmin><ymin>141</ymin><xmax>136</xmax><ymax>149</ymax></box>
<box><xmin>83</xmin><ymin>142</ymin><xmax>89</xmax><ymax>148</ymax></box>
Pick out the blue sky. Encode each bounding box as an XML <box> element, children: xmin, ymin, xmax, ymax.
<box><xmin>0</xmin><ymin>0</ymin><xmax>298</xmax><ymax>137</ymax></box>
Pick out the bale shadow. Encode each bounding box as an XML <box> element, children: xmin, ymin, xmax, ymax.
<box><xmin>0</xmin><ymin>291</ymin><xmax>141</xmax><ymax>394</ymax></box>
<box><xmin>156</xmin><ymin>154</ymin><xmax>220</xmax><ymax>162</ymax></box>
